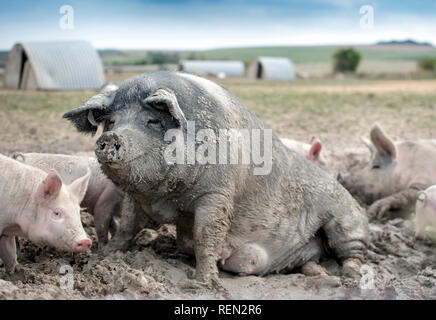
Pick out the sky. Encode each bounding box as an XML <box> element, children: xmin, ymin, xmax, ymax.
<box><xmin>0</xmin><ymin>0</ymin><xmax>435</xmax><ymax>50</ymax></box>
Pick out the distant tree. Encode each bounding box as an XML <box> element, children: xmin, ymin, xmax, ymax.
<box><xmin>333</xmin><ymin>48</ymin><xmax>362</xmax><ymax>73</ymax></box>
<box><xmin>132</xmin><ymin>57</ymin><xmax>150</xmax><ymax>65</ymax></box>
<box><xmin>242</xmin><ymin>58</ymin><xmax>252</xmax><ymax>69</ymax></box>
<box><xmin>418</xmin><ymin>57</ymin><xmax>436</xmax><ymax>72</ymax></box>
<box><xmin>186</xmin><ymin>52</ymin><xmax>199</xmax><ymax>60</ymax></box>
<box><xmin>147</xmin><ymin>52</ymin><xmax>180</xmax><ymax>64</ymax></box>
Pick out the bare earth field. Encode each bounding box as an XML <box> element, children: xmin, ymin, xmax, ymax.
<box><xmin>1</xmin><ymin>76</ymin><xmax>436</xmax><ymax>299</ymax></box>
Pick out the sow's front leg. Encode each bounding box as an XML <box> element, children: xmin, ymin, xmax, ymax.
<box><xmin>368</xmin><ymin>188</ymin><xmax>419</xmax><ymax>220</ymax></box>
<box><xmin>0</xmin><ymin>235</ymin><xmax>18</xmax><ymax>273</ymax></box>
<box><xmin>322</xmin><ymin>193</ymin><xmax>369</xmax><ymax>279</ymax></box>
<box><xmin>192</xmin><ymin>194</ymin><xmax>232</xmax><ymax>286</ymax></box>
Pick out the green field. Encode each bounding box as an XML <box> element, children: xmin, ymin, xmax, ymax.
<box><xmin>97</xmin><ymin>45</ymin><xmax>436</xmax><ymax>64</ymax></box>
<box><xmin>98</xmin><ymin>44</ymin><xmax>436</xmax><ymax>64</ymax></box>
<box><xmin>96</xmin><ymin>44</ymin><xmax>436</xmax><ymax>76</ymax></box>
<box><xmin>2</xmin><ymin>44</ymin><xmax>436</xmax><ymax>65</ymax></box>
<box><xmin>188</xmin><ymin>45</ymin><xmax>436</xmax><ymax>63</ymax></box>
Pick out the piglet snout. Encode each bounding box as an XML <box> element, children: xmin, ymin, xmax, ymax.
<box><xmin>73</xmin><ymin>238</ymin><xmax>92</xmax><ymax>252</ymax></box>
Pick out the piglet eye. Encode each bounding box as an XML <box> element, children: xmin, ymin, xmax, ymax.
<box><xmin>51</xmin><ymin>209</ymin><xmax>64</xmax><ymax>220</ymax></box>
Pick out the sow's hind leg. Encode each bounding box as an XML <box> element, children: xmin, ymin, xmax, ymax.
<box><xmin>323</xmin><ymin>197</ymin><xmax>369</xmax><ymax>279</ymax></box>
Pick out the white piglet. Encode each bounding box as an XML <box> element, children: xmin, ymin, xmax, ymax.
<box><xmin>0</xmin><ymin>154</ymin><xmax>92</xmax><ymax>274</ymax></box>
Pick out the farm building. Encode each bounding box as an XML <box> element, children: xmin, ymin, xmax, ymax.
<box><xmin>247</xmin><ymin>56</ymin><xmax>296</xmax><ymax>81</ymax></box>
<box><xmin>179</xmin><ymin>60</ymin><xmax>245</xmax><ymax>78</ymax></box>
<box><xmin>4</xmin><ymin>41</ymin><xmax>105</xmax><ymax>90</ymax></box>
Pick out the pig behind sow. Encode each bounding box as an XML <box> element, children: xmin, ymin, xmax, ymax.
<box><xmin>281</xmin><ymin>137</ymin><xmax>326</xmax><ymax>167</ymax></box>
<box><xmin>63</xmin><ymin>71</ymin><xmax>369</xmax><ymax>285</ymax></box>
<box><xmin>339</xmin><ymin>123</ymin><xmax>436</xmax><ymax>220</ymax></box>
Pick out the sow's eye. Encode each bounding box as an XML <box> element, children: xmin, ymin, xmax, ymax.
<box><xmin>50</xmin><ymin>209</ymin><xmax>64</xmax><ymax>221</ymax></box>
<box><xmin>147</xmin><ymin>117</ymin><xmax>163</xmax><ymax>131</ymax></box>
<box><xmin>371</xmin><ymin>164</ymin><xmax>380</xmax><ymax>169</ymax></box>
<box><xmin>106</xmin><ymin>119</ymin><xmax>115</xmax><ymax>130</ymax></box>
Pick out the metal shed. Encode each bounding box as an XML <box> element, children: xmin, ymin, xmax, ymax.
<box><xmin>4</xmin><ymin>41</ymin><xmax>105</xmax><ymax>90</ymax></box>
<box><xmin>247</xmin><ymin>56</ymin><xmax>296</xmax><ymax>81</ymax></box>
<box><xmin>179</xmin><ymin>60</ymin><xmax>245</xmax><ymax>78</ymax></box>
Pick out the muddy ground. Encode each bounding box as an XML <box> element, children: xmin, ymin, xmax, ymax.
<box><xmin>1</xmin><ymin>78</ymin><xmax>436</xmax><ymax>299</ymax></box>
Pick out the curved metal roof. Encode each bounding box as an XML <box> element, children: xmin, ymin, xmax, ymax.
<box><xmin>179</xmin><ymin>60</ymin><xmax>245</xmax><ymax>77</ymax></box>
<box><xmin>255</xmin><ymin>56</ymin><xmax>296</xmax><ymax>81</ymax></box>
<box><xmin>5</xmin><ymin>41</ymin><xmax>105</xmax><ymax>90</ymax></box>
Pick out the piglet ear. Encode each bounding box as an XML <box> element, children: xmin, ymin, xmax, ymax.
<box><xmin>308</xmin><ymin>137</ymin><xmax>322</xmax><ymax>160</ymax></box>
<box><xmin>35</xmin><ymin>170</ymin><xmax>63</xmax><ymax>205</ymax></box>
<box><xmin>370</xmin><ymin>123</ymin><xmax>397</xmax><ymax>160</ymax></box>
<box><xmin>68</xmin><ymin>170</ymin><xmax>91</xmax><ymax>203</ymax></box>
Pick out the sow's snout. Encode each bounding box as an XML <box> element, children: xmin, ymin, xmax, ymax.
<box><xmin>95</xmin><ymin>132</ymin><xmax>127</xmax><ymax>164</ymax></box>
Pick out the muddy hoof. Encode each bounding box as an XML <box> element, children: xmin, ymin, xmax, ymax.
<box><xmin>301</xmin><ymin>261</ymin><xmax>329</xmax><ymax>277</ymax></box>
<box><xmin>178</xmin><ymin>276</ymin><xmax>227</xmax><ymax>294</ymax></box>
<box><xmin>178</xmin><ymin>278</ymin><xmax>210</xmax><ymax>292</ymax></box>
<box><xmin>4</xmin><ymin>265</ymin><xmax>26</xmax><ymax>282</ymax></box>
<box><xmin>341</xmin><ymin>259</ymin><xmax>361</xmax><ymax>279</ymax></box>
<box><xmin>312</xmin><ymin>275</ymin><xmax>341</xmax><ymax>288</ymax></box>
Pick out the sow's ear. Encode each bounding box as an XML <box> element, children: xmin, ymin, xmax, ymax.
<box><xmin>35</xmin><ymin>169</ymin><xmax>63</xmax><ymax>205</ymax></box>
<box><xmin>370</xmin><ymin>123</ymin><xmax>397</xmax><ymax>160</ymax></box>
<box><xmin>62</xmin><ymin>83</ymin><xmax>119</xmax><ymax>135</ymax></box>
<box><xmin>142</xmin><ymin>88</ymin><xmax>187</xmax><ymax>129</ymax></box>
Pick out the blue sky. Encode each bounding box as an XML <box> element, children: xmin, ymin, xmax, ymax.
<box><xmin>0</xmin><ymin>0</ymin><xmax>435</xmax><ymax>50</ymax></box>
